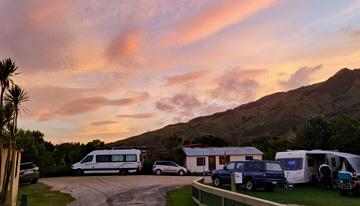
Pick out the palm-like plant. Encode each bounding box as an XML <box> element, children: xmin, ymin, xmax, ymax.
<box><xmin>6</xmin><ymin>84</ymin><xmax>29</xmax><ymax>144</ymax></box>
<box><xmin>0</xmin><ymin>58</ymin><xmax>18</xmax><ymax>106</ymax></box>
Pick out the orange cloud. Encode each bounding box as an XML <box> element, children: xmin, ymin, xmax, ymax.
<box><xmin>117</xmin><ymin>113</ymin><xmax>156</xmax><ymax>119</ymax></box>
<box><xmin>164</xmin><ymin>70</ymin><xmax>209</xmax><ymax>86</ymax></box>
<box><xmin>162</xmin><ymin>0</ymin><xmax>274</xmax><ymax>47</ymax></box>
<box><xmin>107</xmin><ymin>30</ymin><xmax>143</xmax><ymax>64</ymax></box>
<box><xmin>90</xmin><ymin>120</ymin><xmax>118</xmax><ymax>126</ymax></box>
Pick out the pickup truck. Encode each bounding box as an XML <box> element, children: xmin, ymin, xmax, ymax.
<box><xmin>211</xmin><ymin>160</ymin><xmax>287</xmax><ymax>192</ymax></box>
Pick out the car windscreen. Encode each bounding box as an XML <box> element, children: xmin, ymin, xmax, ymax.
<box><xmin>277</xmin><ymin>158</ymin><xmax>303</xmax><ymax>170</ymax></box>
<box><xmin>266</xmin><ymin>162</ymin><xmax>283</xmax><ymax>171</ymax></box>
<box><xmin>20</xmin><ymin>163</ymin><xmax>35</xmax><ymax>170</ymax></box>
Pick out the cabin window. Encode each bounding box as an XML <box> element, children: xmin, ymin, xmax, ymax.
<box><xmin>125</xmin><ymin>154</ymin><xmax>137</xmax><ymax>162</ymax></box>
<box><xmin>81</xmin><ymin>155</ymin><xmax>93</xmax><ymax>163</ymax></box>
<box><xmin>96</xmin><ymin>155</ymin><xmax>111</xmax><ymax>163</ymax></box>
<box><xmin>246</xmin><ymin>162</ymin><xmax>263</xmax><ymax>171</ymax></box>
<box><xmin>245</xmin><ymin>156</ymin><xmax>253</xmax><ymax>160</ymax></box>
<box><xmin>278</xmin><ymin>158</ymin><xmax>303</xmax><ymax>170</ymax></box>
<box><xmin>196</xmin><ymin>157</ymin><xmax>205</xmax><ymax>166</ymax></box>
<box><xmin>308</xmin><ymin>159</ymin><xmax>315</xmax><ymax>167</ymax></box>
<box><xmin>111</xmin><ymin>155</ymin><xmax>124</xmax><ymax>162</ymax></box>
<box><xmin>219</xmin><ymin>156</ymin><xmax>230</xmax><ymax>165</ymax></box>
<box><xmin>331</xmin><ymin>158</ymin><xmax>336</xmax><ymax>167</ymax></box>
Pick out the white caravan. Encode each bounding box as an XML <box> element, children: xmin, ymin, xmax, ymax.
<box><xmin>275</xmin><ymin>150</ymin><xmax>360</xmax><ymax>184</ymax></box>
<box><xmin>72</xmin><ymin>149</ymin><xmax>142</xmax><ymax>175</ymax></box>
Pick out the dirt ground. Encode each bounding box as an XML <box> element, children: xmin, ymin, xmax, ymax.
<box><xmin>40</xmin><ymin>175</ymin><xmax>197</xmax><ymax>206</ymax></box>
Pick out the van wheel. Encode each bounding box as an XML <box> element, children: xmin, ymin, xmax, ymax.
<box><xmin>31</xmin><ymin>179</ymin><xmax>38</xmax><ymax>184</ymax></box>
<box><xmin>212</xmin><ymin>176</ymin><xmax>221</xmax><ymax>187</ymax></box>
<box><xmin>178</xmin><ymin>170</ymin><xmax>185</xmax><ymax>176</ymax></box>
<box><xmin>75</xmin><ymin>169</ymin><xmax>83</xmax><ymax>176</ymax></box>
<box><xmin>245</xmin><ymin>178</ymin><xmax>255</xmax><ymax>191</ymax></box>
<box><xmin>120</xmin><ymin>169</ymin><xmax>128</xmax><ymax>175</ymax></box>
<box><xmin>155</xmin><ymin>169</ymin><xmax>162</xmax><ymax>175</ymax></box>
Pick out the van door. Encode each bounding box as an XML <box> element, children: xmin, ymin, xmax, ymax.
<box><xmin>94</xmin><ymin>155</ymin><xmax>115</xmax><ymax>173</ymax></box>
<box><xmin>80</xmin><ymin>155</ymin><xmax>94</xmax><ymax>173</ymax></box>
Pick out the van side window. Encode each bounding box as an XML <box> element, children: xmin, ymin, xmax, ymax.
<box><xmin>331</xmin><ymin>158</ymin><xmax>336</xmax><ymax>167</ymax></box>
<box><xmin>81</xmin><ymin>155</ymin><xmax>93</xmax><ymax>163</ymax></box>
<box><xmin>125</xmin><ymin>154</ymin><xmax>137</xmax><ymax>162</ymax></box>
<box><xmin>96</xmin><ymin>155</ymin><xmax>111</xmax><ymax>163</ymax></box>
<box><xmin>308</xmin><ymin>159</ymin><xmax>314</xmax><ymax>167</ymax></box>
<box><xmin>112</xmin><ymin>155</ymin><xmax>124</xmax><ymax>162</ymax></box>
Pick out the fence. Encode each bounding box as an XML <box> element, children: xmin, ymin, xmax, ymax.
<box><xmin>191</xmin><ymin>177</ymin><xmax>285</xmax><ymax>206</ymax></box>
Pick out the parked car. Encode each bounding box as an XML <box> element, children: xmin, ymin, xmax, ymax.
<box><xmin>72</xmin><ymin>149</ymin><xmax>142</xmax><ymax>175</ymax></box>
<box><xmin>20</xmin><ymin>162</ymin><xmax>39</xmax><ymax>184</ymax></box>
<box><xmin>152</xmin><ymin>161</ymin><xmax>187</xmax><ymax>176</ymax></box>
<box><xmin>211</xmin><ymin>160</ymin><xmax>287</xmax><ymax>192</ymax></box>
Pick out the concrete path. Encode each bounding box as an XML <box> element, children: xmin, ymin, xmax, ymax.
<box><xmin>40</xmin><ymin>175</ymin><xmax>196</xmax><ymax>206</ymax></box>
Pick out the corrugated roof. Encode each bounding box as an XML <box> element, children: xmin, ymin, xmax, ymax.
<box><xmin>183</xmin><ymin>147</ymin><xmax>263</xmax><ymax>156</ymax></box>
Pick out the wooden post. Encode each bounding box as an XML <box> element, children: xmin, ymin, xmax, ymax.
<box><xmin>231</xmin><ymin>172</ymin><xmax>236</xmax><ymax>192</ymax></box>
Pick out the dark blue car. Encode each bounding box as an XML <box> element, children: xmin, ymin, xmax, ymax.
<box><xmin>211</xmin><ymin>160</ymin><xmax>287</xmax><ymax>191</ymax></box>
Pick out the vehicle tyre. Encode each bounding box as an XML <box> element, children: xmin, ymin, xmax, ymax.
<box><xmin>212</xmin><ymin>176</ymin><xmax>222</xmax><ymax>187</ymax></box>
<box><xmin>155</xmin><ymin>169</ymin><xmax>162</xmax><ymax>175</ymax></box>
<box><xmin>245</xmin><ymin>178</ymin><xmax>255</xmax><ymax>191</ymax></box>
<box><xmin>340</xmin><ymin>189</ymin><xmax>349</xmax><ymax>196</ymax></box>
<box><xmin>178</xmin><ymin>170</ymin><xmax>185</xmax><ymax>176</ymax></box>
<box><xmin>75</xmin><ymin>169</ymin><xmax>83</xmax><ymax>176</ymax></box>
<box><xmin>31</xmin><ymin>179</ymin><xmax>38</xmax><ymax>184</ymax></box>
<box><xmin>120</xmin><ymin>169</ymin><xmax>128</xmax><ymax>175</ymax></box>
<box><xmin>264</xmin><ymin>184</ymin><xmax>274</xmax><ymax>192</ymax></box>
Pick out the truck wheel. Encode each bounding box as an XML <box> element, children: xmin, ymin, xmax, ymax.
<box><xmin>178</xmin><ymin>170</ymin><xmax>185</xmax><ymax>176</ymax></box>
<box><xmin>245</xmin><ymin>178</ymin><xmax>255</xmax><ymax>191</ymax></box>
<box><xmin>212</xmin><ymin>176</ymin><xmax>222</xmax><ymax>187</ymax></box>
<box><xmin>264</xmin><ymin>184</ymin><xmax>274</xmax><ymax>192</ymax></box>
<box><xmin>155</xmin><ymin>169</ymin><xmax>162</xmax><ymax>175</ymax></box>
<box><xmin>340</xmin><ymin>189</ymin><xmax>349</xmax><ymax>196</ymax></box>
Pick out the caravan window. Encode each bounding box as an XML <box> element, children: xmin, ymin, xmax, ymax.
<box><xmin>278</xmin><ymin>158</ymin><xmax>303</xmax><ymax>170</ymax></box>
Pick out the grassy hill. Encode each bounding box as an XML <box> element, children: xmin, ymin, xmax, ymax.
<box><xmin>110</xmin><ymin>68</ymin><xmax>360</xmax><ymax>147</ymax></box>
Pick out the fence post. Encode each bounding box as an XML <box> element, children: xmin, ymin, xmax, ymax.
<box><xmin>20</xmin><ymin>193</ymin><xmax>28</xmax><ymax>206</ymax></box>
<box><xmin>231</xmin><ymin>172</ymin><xmax>236</xmax><ymax>192</ymax></box>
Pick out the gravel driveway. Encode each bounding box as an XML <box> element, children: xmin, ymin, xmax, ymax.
<box><xmin>40</xmin><ymin>175</ymin><xmax>197</xmax><ymax>206</ymax></box>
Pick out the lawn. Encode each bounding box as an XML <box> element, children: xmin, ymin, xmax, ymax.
<box><xmin>167</xmin><ymin>185</ymin><xmax>196</xmax><ymax>206</ymax></box>
<box><xmin>237</xmin><ymin>185</ymin><xmax>360</xmax><ymax>206</ymax></box>
<box><xmin>18</xmin><ymin>183</ymin><xmax>74</xmax><ymax>206</ymax></box>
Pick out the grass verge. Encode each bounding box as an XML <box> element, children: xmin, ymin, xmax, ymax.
<box><xmin>18</xmin><ymin>182</ymin><xmax>74</xmax><ymax>206</ymax></box>
<box><xmin>237</xmin><ymin>185</ymin><xmax>359</xmax><ymax>206</ymax></box>
<box><xmin>167</xmin><ymin>185</ymin><xmax>196</xmax><ymax>206</ymax></box>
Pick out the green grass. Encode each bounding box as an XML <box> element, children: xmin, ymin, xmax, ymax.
<box><xmin>237</xmin><ymin>185</ymin><xmax>359</xmax><ymax>206</ymax></box>
<box><xmin>18</xmin><ymin>183</ymin><xmax>74</xmax><ymax>206</ymax></box>
<box><xmin>167</xmin><ymin>185</ymin><xmax>196</xmax><ymax>206</ymax></box>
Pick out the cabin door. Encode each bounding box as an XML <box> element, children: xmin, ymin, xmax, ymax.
<box><xmin>209</xmin><ymin>156</ymin><xmax>216</xmax><ymax>171</ymax></box>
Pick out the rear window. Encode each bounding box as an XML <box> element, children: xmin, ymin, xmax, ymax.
<box><xmin>278</xmin><ymin>158</ymin><xmax>303</xmax><ymax>170</ymax></box>
<box><xmin>266</xmin><ymin>162</ymin><xmax>283</xmax><ymax>171</ymax></box>
<box><xmin>20</xmin><ymin>163</ymin><xmax>35</xmax><ymax>170</ymax></box>
<box><xmin>246</xmin><ymin>162</ymin><xmax>263</xmax><ymax>171</ymax></box>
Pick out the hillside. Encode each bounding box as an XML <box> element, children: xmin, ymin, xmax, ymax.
<box><xmin>111</xmin><ymin>68</ymin><xmax>360</xmax><ymax>147</ymax></box>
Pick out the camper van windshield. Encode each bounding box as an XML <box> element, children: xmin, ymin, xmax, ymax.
<box><xmin>278</xmin><ymin>158</ymin><xmax>303</xmax><ymax>170</ymax></box>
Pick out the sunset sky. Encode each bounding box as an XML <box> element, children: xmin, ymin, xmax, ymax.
<box><xmin>1</xmin><ymin>0</ymin><xmax>360</xmax><ymax>143</ymax></box>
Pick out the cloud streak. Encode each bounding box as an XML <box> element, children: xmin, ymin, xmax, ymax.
<box><xmin>161</xmin><ymin>0</ymin><xmax>274</xmax><ymax>47</ymax></box>
<box><xmin>117</xmin><ymin>113</ymin><xmax>156</xmax><ymax>119</ymax></box>
<box><xmin>164</xmin><ymin>70</ymin><xmax>209</xmax><ymax>86</ymax></box>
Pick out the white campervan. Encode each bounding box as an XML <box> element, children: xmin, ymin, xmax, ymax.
<box><xmin>72</xmin><ymin>149</ymin><xmax>142</xmax><ymax>175</ymax></box>
<box><xmin>275</xmin><ymin>150</ymin><xmax>360</xmax><ymax>184</ymax></box>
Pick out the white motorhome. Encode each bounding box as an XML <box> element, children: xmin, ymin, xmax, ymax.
<box><xmin>72</xmin><ymin>149</ymin><xmax>142</xmax><ymax>175</ymax></box>
<box><xmin>275</xmin><ymin>150</ymin><xmax>360</xmax><ymax>184</ymax></box>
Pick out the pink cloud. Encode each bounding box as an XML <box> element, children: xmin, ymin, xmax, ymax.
<box><xmin>90</xmin><ymin>120</ymin><xmax>118</xmax><ymax>126</ymax></box>
<box><xmin>212</xmin><ymin>68</ymin><xmax>266</xmax><ymax>101</ymax></box>
<box><xmin>280</xmin><ymin>65</ymin><xmax>322</xmax><ymax>89</ymax></box>
<box><xmin>161</xmin><ymin>0</ymin><xmax>274</xmax><ymax>47</ymax></box>
<box><xmin>164</xmin><ymin>70</ymin><xmax>209</xmax><ymax>86</ymax></box>
<box><xmin>117</xmin><ymin>113</ymin><xmax>156</xmax><ymax>119</ymax></box>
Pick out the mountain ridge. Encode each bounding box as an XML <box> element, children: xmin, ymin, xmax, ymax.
<box><xmin>110</xmin><ymin>68</ymin><xmax>360</xmax><ymax>147</ymax></box>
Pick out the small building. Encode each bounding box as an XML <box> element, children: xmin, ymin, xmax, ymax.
<box><xmin>183</xmin><ymin>147</ymin><xmax>263</xmax><ymax>173</ymax></box>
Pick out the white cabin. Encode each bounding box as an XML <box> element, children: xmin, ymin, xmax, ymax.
<box><xmin>183</xmin><ymin>147</ymin><xmax>263</xmax><ymax>173</ymax></box>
